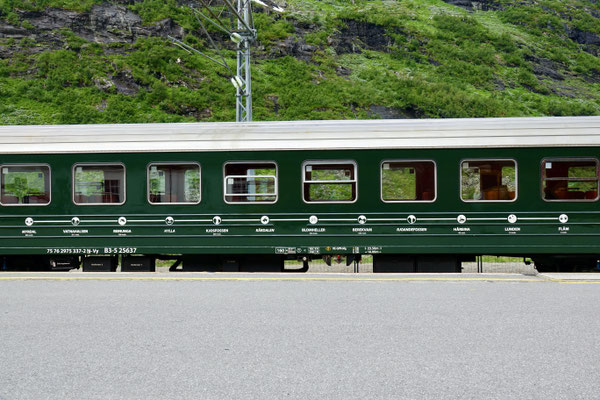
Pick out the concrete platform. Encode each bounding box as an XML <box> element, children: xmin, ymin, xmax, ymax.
<box><xmin>2</xmin><ymin>269</ymin><xmax>600</xmax><ymax>399</ymax></box>
<box><xmin>2</xmin><ymin>271</ymin><xmax>600</xmax><ymax>282</ymax></box>
<box><xmin>539</xmin><ymin>273</ymin><xmax>600</xmax><ymax>281</ymax></box>
<box><xmin>0</xmin><ymin>271</ymin><xmax>545</xmax><ymax>282</ymax></box>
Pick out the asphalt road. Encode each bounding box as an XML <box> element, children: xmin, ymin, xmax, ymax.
<box><xmin>1</xmin><ymin>273</ymin><xmax>599</xmax><ymax>399</ymax></box>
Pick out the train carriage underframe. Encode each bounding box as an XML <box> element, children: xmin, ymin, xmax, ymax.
<box><xmin>2</xmin><ymin>252</ymin><xmax>599</xmax><ymax>273</ymax></box>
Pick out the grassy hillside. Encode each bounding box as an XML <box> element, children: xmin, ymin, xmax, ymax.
<box><xmin>0</xmin><ymin>0</ymin><xmax>599</xmax><ymax>124</ymax></box>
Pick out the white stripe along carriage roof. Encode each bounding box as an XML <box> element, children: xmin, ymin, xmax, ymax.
<box><xmin>0</xmin><ymin>116</ymin><xmax>600</xmax><ymax>154</ymax></box>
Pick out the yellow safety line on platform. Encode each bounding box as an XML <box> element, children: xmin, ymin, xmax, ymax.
<box><xmin>0</xmin><ymin>275</ymin><xmax>548</xmax><ymax>282</ymax></box>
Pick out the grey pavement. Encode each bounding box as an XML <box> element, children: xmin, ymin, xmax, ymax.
<box><xmin>1</xmin><ymin>273</ymin><xmax>599</xmax><ymax>399</ymax></box>
<box><xmin>539</xmin><ymin>273</ymin><xmax>600</xmax><ymax>281</ymax></box>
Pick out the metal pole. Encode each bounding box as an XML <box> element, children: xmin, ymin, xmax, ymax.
<box><xmin>235</xmin><ymin>0</ymin><xmax>252</xmax><ymax>122</ymax></box>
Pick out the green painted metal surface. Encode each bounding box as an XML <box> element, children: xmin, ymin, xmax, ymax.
<box><xmin>1</xmin><ymin>147</ymin><xmax>598</xmax><ymax>257</ymax></box>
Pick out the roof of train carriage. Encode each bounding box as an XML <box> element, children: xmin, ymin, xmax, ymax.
<box><xmin>0</xmin><ymin>116</ymin><xmax>599</xmax><ymax>154</ymax></box>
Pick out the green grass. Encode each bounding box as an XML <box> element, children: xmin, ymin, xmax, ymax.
<box><xmin>0</xmin><ymin>0</ymin><xmax>599</xmax><ymax>124</ymax></box>
<box><xmin>481</xmin><ymin>256</ymin><xmax>530</xmax><ymax>263</ymax></box>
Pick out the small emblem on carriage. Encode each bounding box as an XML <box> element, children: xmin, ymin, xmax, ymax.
<box><xmin>213</xmin><ymin>216</ymin><xmax>222</xmax><ymax>225</ymax></box>
<box><xmin>559</xmin><ymin>214</ymin><xmax>568</xmax><ymax>224</ymax></box>
<box><xmin>309</xmin><ymin>215</ymin><xmax>318</xmax><ymax>225</ymax></box>
<box><xmin>165</xmin><ymin>216</ymin><xmax>174</xmax><ymax>225</ymax></box>
<box><xmin>71</xmin><ymin>217</ymin><xmax>80</xmax><ymax>226</ymax></box>
<box><xmin>457</xmin><ymin>215</ymin><xmax>467</xmax><ymax>224</ymax></box>
<box><xmin>508</xmin><ymin>214</ymin><xmax>517</xmax><ymax>224</ymax></box>
<box><xmin>358</xmin><ymin>215</ymin><xmax>367</xmax><ymax>224</ymax></box>
<box><xmin>24</xmin><ymin>217</ymin><xmax>34</xmax><ymax>227</ymax></box>
<box><xmin>261</xmin><ymin>216</ymin><xmax>270</xmax><ymax>225</ymax></box>
<box><xmin>407</xmin><ymin>215</ymin><xmax>417</xmax><ymax>224</ymax></box>
<box><xmin>118</xmin><ymin>217</ymin><xmax>127</xmax><ymax>226</ymax></box>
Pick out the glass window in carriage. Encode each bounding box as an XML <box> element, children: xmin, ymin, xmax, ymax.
<box><xmin>541</xmin><ymin>158</ymin><xmax>599</xmax><ymax>201</ymax></box>
<box><xmin>224</xmin><ymin>162</ymin><xmax>277</xmax><ymax>203</ymax></box>
<box><xmin>461</xmin><ymin>159</ymin><xmax>517</xmax><ymax>202</ymax></box>
<box><xmin>0</xmin><ymin>164</ymin><xmax>50</xmax><ymax>206</ymax></box>
<box><xmin>381</xmin><ymin>161</ymin><xmax>436</xmax><ymax>202</ymax></box>
<box><xmin>148</xmin><ymin>163</ymin><xmax>201</xmax><ymax>204</ymax></box>
<box><xmin>303</xmin><ymin>161</ymin><xmax>357</xmax><ymax>203</ymax></box>
<box><xmin>73</xmin><ymin>164</ymin><xmax>125</xmax><ymax>205</ymax></box>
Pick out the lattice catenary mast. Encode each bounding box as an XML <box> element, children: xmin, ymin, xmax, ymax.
<box><xmin>170</xmin><ymin>0</ymin><xmax>283</xmax><ymax>122</ymax></box>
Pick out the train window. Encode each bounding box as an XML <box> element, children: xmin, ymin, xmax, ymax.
<box><xmin>381</xmin><ymin>161</ymin><xmax>436</xmax><ymax>202</ymax></box>
<box><xmin>0</xmin><ymin>165</ymin><xmax>50</xmax><ymax>206</ymax></box>
<box><xmin>148</xmin><ymin>163</ymin><xmax>201</xmax><ymax>204</ymax></box>
<box><xmin>73</xmin><ymin>164</ymin><xmax>125</xmax><ymax>205</ymax></box>
<box><xmin>461</xmin><ymin>160</ymin><xmax>517</xmax><ymax>202</ymax></box>
<box><xmin>224</xmin><ymin>162</ymin><xmax>277</xmax><ymax>203</ymax></box>
<box><xmin>303</xmin><ymin>161</ymin><xmax>357</xmax><ymax>203</ymax></box>
<box><xmin>542</xmin><ymin>158</ymin><xmax>599</xmax><ymax>201</ymax></box>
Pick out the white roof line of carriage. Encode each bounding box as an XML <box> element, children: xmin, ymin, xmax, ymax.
<box><xmin>0</xmin><ymin>116</ymin><xmax>599</xmax><ymax>154</ymax></box>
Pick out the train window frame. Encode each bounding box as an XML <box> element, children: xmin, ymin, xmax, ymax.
<box><xmin>223</xmin><ymin>161</ymin><xmax>278</xmax><ymax>204</ymax></box>
<box><xmin>380</xmin><ymin>160</ymin><xmax>437</xmax><ymax>203</ymax></box>
<box><xmin>302</xmin><ymin>160</ymin><xmax>358</xmax><ymax>204</ymax></box>
<box><xmin>0</xmin><ymin>163</ymin><xmax>51</xmax><ymax>207</ymax></box>
<box><xmin>146</xmin><ymin>162</ymin><xmax>202</xmax><ymax>205</ymax></box>
<box><xmin>541</xmin><ymin>157</ymin><xmax>599</xmax><ymax>202</ymax></box>
<box><xmin>72</xmin><ymin>163</ymin><xmax>126</xmax><ymax>206</ymax></box>
<box><xmin>459</xmin><ymin>158</ymin><xmax>518</xmax><ymax>203</ymax></box>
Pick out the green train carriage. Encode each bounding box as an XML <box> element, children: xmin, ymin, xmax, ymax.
<box><xmin>0</xmin><ymin>116</ymin><xmax>599</xmax><ymax>272</ymax></box>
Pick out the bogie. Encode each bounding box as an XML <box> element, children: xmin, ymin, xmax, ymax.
<box><xmin>1</xmin><ymin>255</ymin><xmax>80</xmax><ymax>271</ymax></box>
<box><xmin>373</xmin><ymin>255</ymin><xmax>462</xmax><ymax>273</ymax></box>
<box><xmin>180</xmin><ymin>254</ymin><xmax>285</xmax><ymax>272</ymax></box>
<box><xmin>532</xmin><ymin>256</ymin><xmax>599</xmax><ymax>273</ymax></box>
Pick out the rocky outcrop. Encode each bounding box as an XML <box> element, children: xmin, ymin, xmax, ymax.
<box><xmin>526</xmin><ymin>55</ymin><xmax>565</xmax><ymax>81</ymax></box>
<box><xmin>567</xmin><ymin>26</ymin><xmax>600</xmax><ymax>56</ymax></box>
<box><xmin>333</xmin><ymin>20</ymin><xmax>392</xmax><ymax>54</ymax></box>
<box><xmin>439</xmin><ymin>0</ymin><xmax>503</xmax><ymax>11</ymax></box>
<box><xmin>110</xmin><ymin>70</ymin><xmax>141</xmax><ymax>95</ymax></box>
<box><xmin>0</xmin><ymin>4</ymin><xmax>183</xmax><ymax>43</ymax></box>
<box><xmin>569</xmin><ymin>28</ymin><xmax>600</xmax><ymax>46</ymax></box>
<box><xmin>268</xmin><ymin>36</ymin><xmax>317</xmax><ymax>60</ymax></box>
<box><xmin>368</xmin><ymin>105</ymin><xmax>423</xmax><ymax>119</ymax></box>
<box><xmin>441</xmin><ymin>0</ymin><xmax>600</xmax><ymax>59</ymax></box>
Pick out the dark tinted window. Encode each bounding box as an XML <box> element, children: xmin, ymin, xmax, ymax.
<box><xmin>461</xmin><ymin>160</ymin><xmax>516</xmax><ymax>201</ymax></box>
<box><xmin>382</xmin><ymin>161</ymin><xmax>436</xmax><ymax>202</ymax></box>
<box><xmin>303</xmin><ymin>162</ymin><xmax>357</xmax><ymax>202</ymax></box>
<box><xmin>1</xmin><ymin>165</ymin><xmax>50</xmax><ymax>205</ymax></box>
<box><xmin>542</xmin><ymin>158</ymin><xmax>598</xmax><ymax>201</ymax></box>
<box><xmin>224</xmin><ymin>162</ymin><xmax>277</xmax><ymax>203</ymax></box>
<box><xmin>148</xmin><ymin>163</ymin><xmax>200</xmax><ymax>204</ymax></box>
<box><xmin>74</xmin><ymin>164</ymin><xmax>125</xmax><ymax>205</ymax></box>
